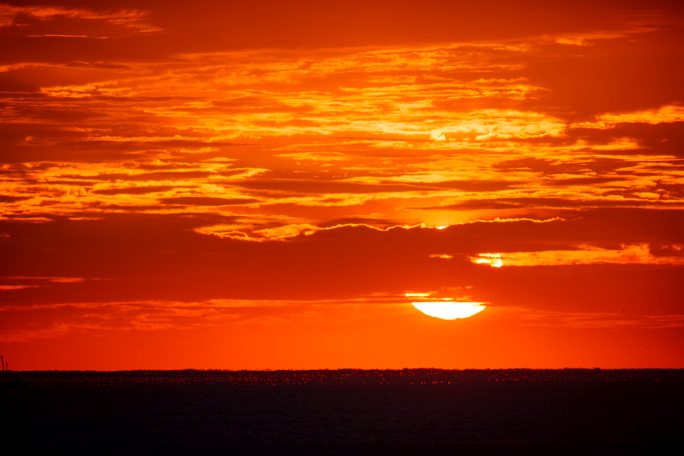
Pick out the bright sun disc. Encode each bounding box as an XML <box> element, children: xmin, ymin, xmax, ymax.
<box><xmin>411</xmin><ymin>301</ymin><xmax>486</xmax><ymax>320</ymax></box>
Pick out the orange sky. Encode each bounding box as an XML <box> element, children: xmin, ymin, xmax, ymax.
<box><xmin>1</xmin><ymin>0</ymin><xmax>683</xmax><ymax>369</ymax></box>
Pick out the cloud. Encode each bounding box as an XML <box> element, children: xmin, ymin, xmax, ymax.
<box><xmin>0</xmin><ymin>293</ymin><xmax>410</xmax><ymax>342</ymax></box>
<box><xmin>159</xmin><ymin>196</ymin><xmax>258</xmax><ymax>206</ymax></box>
<box><xmin>1</xmin><ymin>209</ymin><xmax>682</xmax><ymax>306</ymax></box>
<box><xmin>573</xmin><ymin>105</ymin><xmax>684</xmax><ymax>129</ymax></box>
<box><xmin>2</xmin><ymin>28</ymin><xmax>682</xmax><ymax>231</ymax></box>
<box><xmin>472</xmin><ymin>243</ymin><xmax>684</xmax><ymax>267</ymax></box>
<box><xmin>0</xmin><ymin>4</ymin><xmax>160</xmax><ymax>34</ymax></box>
<box><xmin>504</xmin><ymin>306</ymin><xmax>684</xmax><ymax>330</ymax></box>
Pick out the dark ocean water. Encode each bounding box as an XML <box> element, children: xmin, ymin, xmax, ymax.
<box><xmin>3</xmin><ymin>369</ymin><xmax>684</xmax><ymax>455</ymax></box>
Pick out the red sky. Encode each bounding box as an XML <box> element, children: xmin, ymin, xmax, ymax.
<box><xmin>1</xmin><ymin>0</ymin><xmax>683</xmax><ymax>369</ymax></box>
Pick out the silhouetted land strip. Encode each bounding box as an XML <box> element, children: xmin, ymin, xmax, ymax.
<box><xmin>5</xmin><ymin>369</ymin><xmax>684</xmax><ymax>455</ymax></box>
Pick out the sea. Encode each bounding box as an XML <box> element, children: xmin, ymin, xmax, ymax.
<box><xmin>3</xmin><ymin>369</ymin><xmax>683</xmax><ymax>454</ymax></box>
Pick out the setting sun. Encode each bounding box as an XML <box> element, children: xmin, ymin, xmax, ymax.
<box><xmin>406</xmin><ymin>292</ymin><xmax>487</xmax><ymax>320</ymax></box>
<box><xmin>411</xmin><ymin>301</ymin><xmax>487</xmax><ymax>320</ymax></box>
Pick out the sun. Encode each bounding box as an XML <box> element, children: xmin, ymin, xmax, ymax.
<box><xmin>406</xmin><ymin>293</ymin><xmax>486</xmax><ymax>320</ymax></box>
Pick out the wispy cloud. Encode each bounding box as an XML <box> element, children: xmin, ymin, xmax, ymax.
<box><xmin>0</xmin><ymin>4</ymin><xmax>160</xmax><ymax>34</ymax></box>
<box><xmin>472</xmin><ymin>243</ymin><xmax>684</xmax><ymax>267</ymax></box>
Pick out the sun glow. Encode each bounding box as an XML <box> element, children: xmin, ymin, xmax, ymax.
<box><xmin>472</xmin><ymin>253</ymin><xmax>504</xmax><ymax>268</ymax></box>
<box><xmin>405</xmin><ymin>292</ymin><xmax>487</xmax><ymax>320</ymax></box>
<box><xmin>411</xmin><ymin>301</ymin><xmax>487</xmax><ymax>320</ymax></box>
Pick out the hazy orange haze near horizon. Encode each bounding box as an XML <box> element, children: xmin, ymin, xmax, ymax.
<box><xmin>1</xmin><ymin>0</ymin><xmax>683</xmax><ymax>369</ymax></box>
